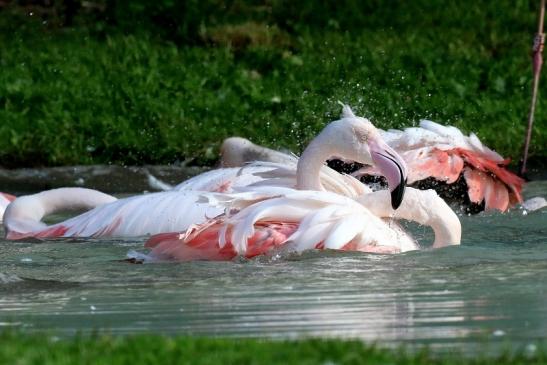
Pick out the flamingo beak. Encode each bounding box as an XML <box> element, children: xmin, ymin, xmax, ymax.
<box><xmin>370</xmin><ymin>139</ymin><xmax>408</xmax><ymax>209</ymax></box>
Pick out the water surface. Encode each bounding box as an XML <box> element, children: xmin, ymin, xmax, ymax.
<box><xmin>0</xmin><ymin>181</ymin><xmax>546</xmax><ymax>353</ymax></box>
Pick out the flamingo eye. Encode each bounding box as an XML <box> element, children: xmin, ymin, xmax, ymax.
<box><xmin>354</xmin><ymin>127</ymin><xmax>369</xmax><ymax>143</ymax></box>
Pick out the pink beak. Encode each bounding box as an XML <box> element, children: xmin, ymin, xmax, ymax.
<box><xmin>369</xmin><ymin>139</ymin><xmax>408</xmax><ymax>209</ymax></box>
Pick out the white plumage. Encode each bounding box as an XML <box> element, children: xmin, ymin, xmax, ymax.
<box><xmin>144</xmin><ymin>186</ymin><xmax>460</xmax><ymax>261</ymax></box>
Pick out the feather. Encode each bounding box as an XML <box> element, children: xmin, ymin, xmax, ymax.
<box><xmin>464</xmin><ymin>168</ymin><xmax>488</xmax><ymax>204</ymax></box>
<box><xmin>484</xmin><ymin>178</ymin><xmax>510</xmax><ymax>212</ymax></box>
<box><xmin>322</xmin><ymin>214</ymin><xmax>365</xmax><ymax>249</ymax></box>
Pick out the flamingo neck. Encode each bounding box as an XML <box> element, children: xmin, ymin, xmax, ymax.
<box><xmin>357</xmin><ymin>188</ymin><xmax>461</xmax><ymax>248</ymax></box>
<box><xmin>4</xmin><ymin>188</ymin><xmax>116</xmax><ymax>235</ymax></box>
<box><xmin>38</xmin><ymin>188</ymin><xmax>116</xmax><ymax>216</ymax></box>
<box><xmin>296</xmin><ymin>136</ymin><xmax>332</xmax><ymax>191</ymax></box>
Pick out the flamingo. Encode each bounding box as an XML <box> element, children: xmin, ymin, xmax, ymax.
<box><xmin>144</xmin><ymin>186</ymin><xmax>461</xmax><ymax>261</ymax></box>
<box><xmin>4</xmin><ymin>106</ymin><xmax>408</xmax><ymax>240</ymax></box>
<box><xmin>357</xmin><ymin>120</ymin><xmax>525</xmax><ymax>212</ymax></box>
<box><xmin>218</xmin><ymin>120</ymin><xmax>525</xmax><ymax>213</ymax></box>
<box><xmin>0</xmin><ymin>192</ymin><xmax>16</xmax><ymax>224</ymax></box>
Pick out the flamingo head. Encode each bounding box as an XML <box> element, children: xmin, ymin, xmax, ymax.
<box><xmin>323</xmin><ymin>105</ymin><xmax>408</xmax><ymax>209</ymax></box>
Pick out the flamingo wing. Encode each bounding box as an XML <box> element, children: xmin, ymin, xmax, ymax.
<box><xmin>172</xmin><ymin>167</ymin><xmax>270</xmax><ymax>193</ymax></box>
<box><xmin>6</xmin><ymin>191</ymin><xmax>227</xmax><ymax>239</ymax></box>
<box><xmin>360</xmin><ymin>121</ymin><xmax>525</xmax><ymax>212</ymax></box>
<box><xmin>357</xmin><ymin>147</ymin><xmax>464</xmax><ymax>185</ymax></box>
<box><xmin>146</xmin><ymin>221</ymin><xmax>299</xmax><ymax>261</ymax></box>
<box><xmin>174</xmin><ymin>161</ymin><xmax>369</xmax><ymax>199</ymax></box>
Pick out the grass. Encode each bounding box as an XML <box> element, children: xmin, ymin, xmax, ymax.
<box><xmin>0</xmin><ymin>332</ymin><xmax>545</xmax><ymax>365</ymax></box>
<box><xmin>0</xmin><ymin>1</ymin><xmax>545</xmax><ymax>167</ymax></box>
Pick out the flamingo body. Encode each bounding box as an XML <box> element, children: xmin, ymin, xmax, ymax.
<box><xmin>145</xmin><ymin>189</ymin><xmax>418</xmax><ymax>261</ymax></box>
<box><xmin>144</xmin><ymin>187</ymin><xmax>460</xmax><ymax>261</ymax></box>
<box><xmin>171</xmin><ymin>164</ymin><xmax>298</xmax><ymax>193</ymax></box>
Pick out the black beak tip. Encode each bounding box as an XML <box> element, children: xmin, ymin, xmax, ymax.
<box><xmin>390</xmin><ymin>179</ymin><xmax>406</xmax><ymax>210</ymax></box>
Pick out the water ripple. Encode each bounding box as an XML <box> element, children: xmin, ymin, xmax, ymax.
<box><xmin>0</xmin><ymin>182</ymin><xmax>546</xmax><ymax>352</ymax></box>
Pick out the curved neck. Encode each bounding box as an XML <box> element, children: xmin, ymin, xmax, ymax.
<box><xmin>4</xmin><ymin>188</ymin><xmax>116</xmax><ymax>235</ymax></box>
<box><xmin>357</xmin><ymin>188</ymin><xmax>461</xmax><ymax>247</ymax></box>
<box><xmin>296</xmin><ymin>136</ymin><xmax>332</xmax><ymax>190</ymax></box>
<box><xmin>38</xmin><ymin>188</ymin><xmax>117</xmax><ymax>216</ymax></box>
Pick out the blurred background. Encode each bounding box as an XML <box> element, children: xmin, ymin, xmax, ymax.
<box><xmin>0</xmin><ymin>0</ymin><xmax>545</xmax><ymax>168</ymax></box>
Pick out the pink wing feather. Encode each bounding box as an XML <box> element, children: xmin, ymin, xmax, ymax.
<box><xmin>358</xmin><ymin>122</ymin><xmax>526</xmax><ymax>212</ymax></box>
<box><xmin>145</xmin><ymin>220</ymin><xmax>299</xmax><ymax>261</ymax></box>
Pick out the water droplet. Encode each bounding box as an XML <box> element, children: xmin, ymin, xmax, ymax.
<box><xmin>492</xmin><ymin>329</ymin><xmax>505</xmax><ymax>337</ymax></box>
<box><xmin>525</xmin><ymin>343</ymin><xmax>537</xmax><ymax>358</ymax></box>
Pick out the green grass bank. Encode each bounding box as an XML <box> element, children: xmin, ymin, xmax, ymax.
<box><xmin>0</xmin><ymin>1</ymin><xmax>545</xmax><ymax>167</ymax></box>
<box><xmin>0</xmin><ymin>332</ymin><xmax>545</xmax><ymax>365</ymax></box>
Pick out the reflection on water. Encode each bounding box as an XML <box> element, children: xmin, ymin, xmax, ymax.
<box><xmin>0</xmin><ymin>181</ymin><xmax>546</xmax><ymax>352</ymax></box>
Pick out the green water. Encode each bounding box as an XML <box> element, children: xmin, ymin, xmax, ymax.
<box><xmin>0</xmin><ymin>181</ymin><xmax>546</xmax><ymax>352</ymax></box>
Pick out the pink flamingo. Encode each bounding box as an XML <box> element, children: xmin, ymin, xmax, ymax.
<box><xmin>4</xmin><ymin>107</ymin><xmax>408</xmax><ymax>240</ymax></box>
<box><xmin>145</xmin><ymin>186</ymin><xmax>461</xmax><ymax>261</ymax></box>
<box><xmin>358</xmin><ymin>121</ymin><xmax>525</xmax><ymax>212</ymax></box>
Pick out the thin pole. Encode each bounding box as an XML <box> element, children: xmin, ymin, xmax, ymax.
<box><xmin>520</xmin><ymin>0</ymin><xmax>545</xmax><ymax>176</ymax></box>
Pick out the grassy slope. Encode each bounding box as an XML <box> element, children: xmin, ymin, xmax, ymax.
<box><xmin>0</xmin><ymin>332</ymin><xmax>544</xmax><ymax>365</ymax></box>
<box><xmin>0</xmin><ymin>1</ymin><xmax>545</xmax><ymax>167</ymax></box>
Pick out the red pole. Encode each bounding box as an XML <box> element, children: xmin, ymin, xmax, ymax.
<box><xmin>520</xmin><ymin>0</ymin><xmax>545</xmax><ymax>176</ymax></box>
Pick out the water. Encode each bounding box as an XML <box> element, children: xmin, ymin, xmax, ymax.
<box><xmin>0</xmin><ymin>179</ymin><xmax>546</xmax><ymax>353</ymax></box>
